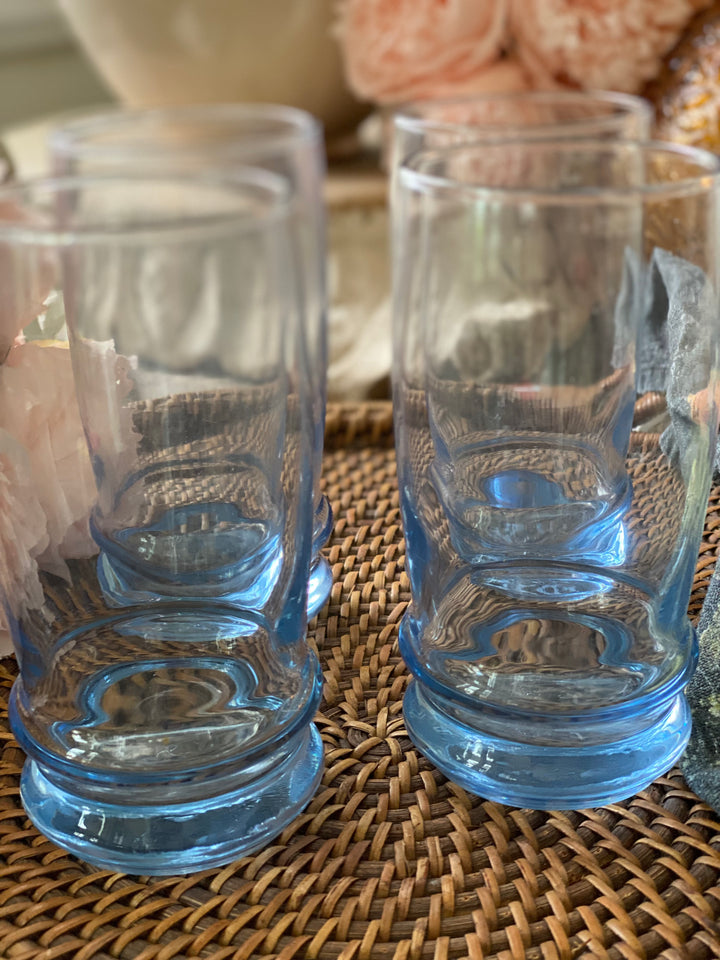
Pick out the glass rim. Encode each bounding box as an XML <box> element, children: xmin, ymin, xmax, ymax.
<box><xmin>48</xmin><ymin>102</ymin><xmax>323</xmax><ymax>161</ymax></box>
<box><xmin>399</xmin><ymin>138</ymin><xmax>720</xmax><ymax>203</ymax></box>
<box><xmin>391</xmin><ymin>89</ymin><xmax>653</xmax><ymax>137</ymax></box>
<box><xmin>0</xmin><ymin>170</ymin><xmax>293</xmax><ymax>244</ymax></box>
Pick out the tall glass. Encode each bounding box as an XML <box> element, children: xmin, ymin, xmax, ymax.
<box><xmin>0</xmin><ymin>173</ymin><xmax>323</xmax><ymax>873</ymax></box>
<box><xmin>393</xmin><ymin>140</ymin><xmax>720</xmax><ymax>808</ymax></box>
<box><xmin>49</xmin><ymin>104</ymin><xmax>332</xmax><ymax>616</ymax></box>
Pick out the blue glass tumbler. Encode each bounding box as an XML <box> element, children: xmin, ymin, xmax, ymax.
<box><xmin>49</xmin><ymin>104</ymin><xmax>332</xmax><ymax>616</ymax></box>
<box><xmin>393</xmin><ymin>139</ymin><xmax>720</xmax><ymax>808</ymax></box>
<box><xmin>0</xmin><ymin>172</ymin><xmax>323</xmax><ymax>873</ymax></box>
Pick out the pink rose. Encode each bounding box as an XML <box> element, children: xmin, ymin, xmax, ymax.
<box><xmin>0</xmin><ymin>202</ymin><xmax>57</xmax><ymax>362</ymax></box>
<box><xmin>335</xmin><ymin>0</ymin><xmax>509</xmax><ymax>104</ymax></box>
<box><xmin>510</xmin><ymin>0</ymin><xmax>712</xmax><ymax>94</ymax></box>
<box><xmin>0</xmin><ymin>430</ymin><xmax>48</xmax><ymax>656</ymax></box>
<box><xmin>0</xmin><ymin>342</ymin><xmax>98</xmax><ymax>578</ymax></box>
<box><xmin>392</xmin><ymin>56</ymin><xmax>536</xmax><ymax>102</ymax></box>
<box><xmin>0</xmin><ymin>338</ymin><xmax>141</xmax><ymax>652</ymax></box>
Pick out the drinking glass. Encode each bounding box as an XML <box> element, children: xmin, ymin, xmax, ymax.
<box><xmin>0</xmin><ymin>172</ymin><xmax>323</xmax><ymax>873</ymax></box>
<box><xmin>49</xmin><ymin>104</ymin><xmax>332</xmax><ymax>616</ymax></box>
<box><xmin>393</xmin><ymin>139</ymin><xmax>720</xmax><ymax>808</ymax></box>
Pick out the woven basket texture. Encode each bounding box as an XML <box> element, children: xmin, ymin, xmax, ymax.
<box><xmin>0</xmin><ymin>401</ymin><xmax>719</xmax><ymax>960</ymax></box>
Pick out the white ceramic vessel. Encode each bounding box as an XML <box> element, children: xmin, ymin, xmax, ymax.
<box><xmin>58</xmin><ymin>0</ymin><xmax>367</xmax><ymax>136</ymax></box>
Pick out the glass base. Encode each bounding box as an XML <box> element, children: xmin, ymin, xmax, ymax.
<box><xmin>20</xmin><ymin>724</ymin><xmax>324</xmax><ymax>875</ymax></box>
<box><xmin>312</xmin><ymin>493</ymin><xmax>334</xmax><ymax>554</ymax></box>
<box><xmin>307</xmin><ymin>494</ymin><xmax>334</xmax><ymax>617</ymax></box>
<box><xmin>307</xmin><ymin>556</ymin><xmax>333</xmax><ymax>618</ymax></box>
<box><xmin>403</xmin><ymin>680</ymin><xmax>691</xmax><ymax>809</ymax></box>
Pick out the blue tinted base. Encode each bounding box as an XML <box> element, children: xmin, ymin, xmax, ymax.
<box><xmin>307</xmin><ymin>556</ymin><xmax>333</xmax><ymax>618</ymax></box>
<box><xmin>307</xmin><ymin>494</ymin><xmax>334</xmax><ymax>617</ymax></box>
<box><xmin>403</xmin><ymin>680</ymin><xmax>691</xmax><ymax>809</ymax></box>
<box><xmin>20</xmin><ymin>724</ymin><xmax>323</xmax><ymax>875</ymax></box>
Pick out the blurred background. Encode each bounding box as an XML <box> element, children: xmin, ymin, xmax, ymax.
<box><xmin>0</xmin><ymin>0</ymin><xmax>370</xmax><ymax>172</ymax></box>
<box><xmin>0</xmin><ymin>0</ymin><xmax>110</xmax><ymax>130</ymax></box>
<box><xmin>4</xmin><ymin>0</ymin><xmax>719</xmax><ymax>400</ymax></box>
<box><xmin>0</xmin><ymin>0</ymin><xmax>388</xmax><ymax>401</ymax></box>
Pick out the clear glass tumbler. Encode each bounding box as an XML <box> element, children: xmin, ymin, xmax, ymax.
<box><xmin>49</xmin><ymin>104</ymin><xmax>333</xmax><ymax>616</ymax></box>
<box><xmin>393</xmin><ymin>140</ymin><xmax>720</xmax><ymax>808</ymax></box>
<box><xmin>0</xmin><ymin>172</ymin><xmax>323</xmax><ymax>873</ymax></box>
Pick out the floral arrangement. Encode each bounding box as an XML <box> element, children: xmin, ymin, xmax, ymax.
<box><xmin>333</xmin><ymin>0</ymin><xmax>711</xmax><ymax>105</ymax></box>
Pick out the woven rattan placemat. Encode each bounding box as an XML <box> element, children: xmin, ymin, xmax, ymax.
<box><xmin>1</xmin><ymin>401</ymin><xmax>719</xmax><ymax>960</ymax></box>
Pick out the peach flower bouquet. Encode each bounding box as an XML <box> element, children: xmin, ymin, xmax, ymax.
<box><xmin>334</xmin><ymin>0</ymin><xmax>711</xmax><ymax>105</ymax></box>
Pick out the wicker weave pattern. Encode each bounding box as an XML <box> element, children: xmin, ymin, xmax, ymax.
<box><xmin>0</xmin><ymin>402</ymin><xmax>719</xmax><ymax>959</ymax></box>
